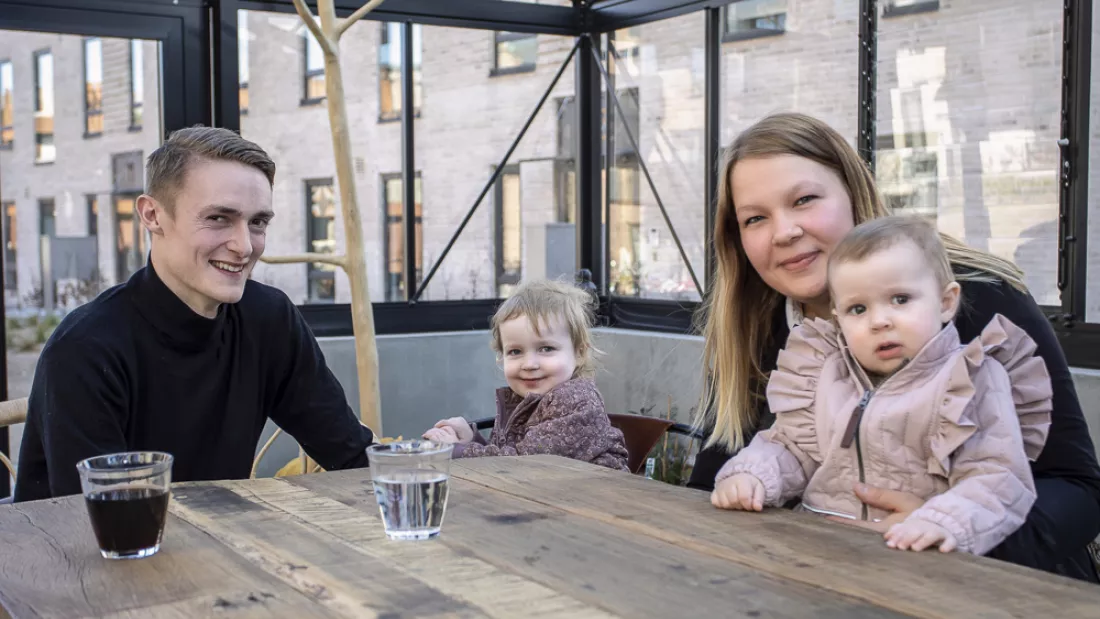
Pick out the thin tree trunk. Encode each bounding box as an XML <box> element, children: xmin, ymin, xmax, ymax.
<box><xmin>315</xmin><ymin>0</ymin><xmax>382</xmax><ymax>434</ymax></box>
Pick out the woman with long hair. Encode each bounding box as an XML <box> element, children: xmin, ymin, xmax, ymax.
<box><xmin>691</xmin><ymin>112</ymin><xmax>1100</xmax><ymax>581</ymax></box>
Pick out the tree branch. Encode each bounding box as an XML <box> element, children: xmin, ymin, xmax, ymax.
<box><xmin>336</xmin><ymin>0</ymin><xmax>388</xmax><ymax>39</ymax></box>
<box><xmin>291</xmin><ymin>0</ymin><xmax>337</xmax><ymax>57</ymax></box>
<box><xmin>260</xmin><ymin>253</ymin><xmax>347</xmax><ymax>268</ymax></box>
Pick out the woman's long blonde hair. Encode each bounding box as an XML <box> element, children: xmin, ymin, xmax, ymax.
<box><xmin>695</xmin><ymin>112</ymin><xmax>1026</xmax><ymax>451</ymax></box>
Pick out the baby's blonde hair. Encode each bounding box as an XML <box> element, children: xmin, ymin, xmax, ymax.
<box><xmin>828</xmin><ymin>215</ymin><xmax>956</xmax><ymax>295</ymax></box>
<box><xmin>490</xmin><ymin>279</ymin><xmax>599</xmax><ymax>378</ymax></box>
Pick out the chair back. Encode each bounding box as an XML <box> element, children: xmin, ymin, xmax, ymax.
<box><xmin>606</xmin><ymin>413</ymin><xmax>675</xmax><ymax>475</ymax></box>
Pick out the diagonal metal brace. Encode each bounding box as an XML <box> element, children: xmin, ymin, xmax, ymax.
<box><xmin>590</xmin><ymin>36</ymin><xmax>703</xmax><ymax>295</ymax></box>
<box><xmin>412</xmin><ymin>36</ymin><xmax>583</xmax><ymax>302</ymax></box>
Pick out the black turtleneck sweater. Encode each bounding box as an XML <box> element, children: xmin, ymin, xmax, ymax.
<box><xmin>14</xmin><ymin>261</ymin><xmax>373</xmax><ymax>502</ymax></box>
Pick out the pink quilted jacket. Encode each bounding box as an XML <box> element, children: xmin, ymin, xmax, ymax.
<box><xmin>718</xmin><ymin>314</ymin><xmax>1052</xmax><ymax>555</ymax></box>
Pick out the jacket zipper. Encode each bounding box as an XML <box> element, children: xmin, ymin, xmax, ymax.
<box><xmin>841</xmin><ymin>389</ymin><xmax>873</xmax><ymax>521</ymax></box>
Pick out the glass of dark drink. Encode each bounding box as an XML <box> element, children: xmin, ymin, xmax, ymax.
<box><xmin>76</xmin><ymin>451</ymin><xmax>173</xmax><ymax>559</ymax></box>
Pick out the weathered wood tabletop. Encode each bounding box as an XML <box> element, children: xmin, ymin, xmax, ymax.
<box><xmin>1</xmin><ymin>455</ymin><xmax>1097</xmax><ymax>618</ymax></box>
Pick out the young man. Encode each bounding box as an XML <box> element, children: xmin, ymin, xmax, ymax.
<box><xmin>14</xmin><ymin>126</ymin><xmax>373</xmax><ymax>502</ymax></box>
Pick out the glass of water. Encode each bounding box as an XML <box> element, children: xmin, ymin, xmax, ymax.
<box><xmin>366</xmin><ymin>441</ymin><xmax>453</xmax><ymax>540</ymax></box>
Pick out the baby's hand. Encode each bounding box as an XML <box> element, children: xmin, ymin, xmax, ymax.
<box><xmin>432</xmin><ymin>417</ymin><xmax>475</xmax><ymax>444</ymax></box>
<box><xmin>711</xmin><ymin>473</ymin><xmax>765</xmax><ymax>511</ymax></box>
<box><xmin>422</xmin><ymin>426</ymin><xmax>460</xmax><ymax>444</ymax></box>
<box><xmin>884</xmin><ymin>519</ymin><xmax>957</xmax><ymax>552</ymax></box>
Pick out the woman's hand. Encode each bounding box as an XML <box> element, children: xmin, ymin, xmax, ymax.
<box><xmin>827</xmin><ymin>484</ymin><xmax>926</xmax><ymax>532</ymax></box>
<box><xmin>711</xmin><ymin>474</ymin><xmax>766</xmax><ymax>511</ymax></box>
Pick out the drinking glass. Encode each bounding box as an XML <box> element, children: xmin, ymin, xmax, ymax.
<box><xmin>77</xmin><ymin>451</ymin><xmax>173</xmax><ymax>559</ymax></box>
<box><xmin>367</xmin><ymin>441</ymin><xmax>453</xmax><ymax>540</ymax></box>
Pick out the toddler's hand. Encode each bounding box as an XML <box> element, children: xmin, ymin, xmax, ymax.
<box><xmin>711</xmin><ymin>473</ymin><xmax>765</xmax><ymax>511</ymax></box>
<box><xmin>433</xmin><ymin>417</ymin><xmax>475</xmax><ymax>443</ymax></box>
<box><xmin>884</xmin><ymin>519</ymin><xmax>957</xmax><ymax>552</ymax></box>
<box><xmin>422</xmin><ymin>426</ymin><xmax>460</xmax><ymax>444</ymax></box>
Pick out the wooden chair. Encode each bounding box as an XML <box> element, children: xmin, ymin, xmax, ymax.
<box><xmin>0</xmin><ymin>397</ymin><xmax>28</xmax><ymax>481</ymax></box>
<box><xmin>472</xmin><ymin>412</ymin><xmax>704</xmax><ymax>475</ymax></box>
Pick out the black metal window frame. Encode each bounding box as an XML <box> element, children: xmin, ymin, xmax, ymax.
<box><xmin>82</xmin><ymin>36</ymin><xmax>104</xmax><ymax>138</ymax></box>
<box><xmin>491</xmin><ymin>31</ymin><xmax>538</xmax><ymax>76</ymax></box>
<box><xmin>86</xmin><ymin>193</ymin><xmax>98</xmax><ymax>237</ymax></box>
<box><xmin>154</xmin><ymin>0</ymin><xmax>1093</xmax><ymax>371</ymax></box>
<box><xmin>381</xmin><ymin>171</ymin><xmax>423</xmax><ymax>302</ymax></box>
<box><xmin>32</xmin><ymin>47</ymin><xmax>54</xmax><ymax>165</ymax></box>
<box><xmin>130</xmin><ymin>39</ymin><xmax>144</xmax><ymax>129</ymax></box>
<box><xmin>0</xmin><ymin>58</ymin><xmax>12</xmax><ymax>149</ymax></box>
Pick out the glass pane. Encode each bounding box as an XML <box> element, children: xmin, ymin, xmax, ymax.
<box><xmin>721</xmin><ymin>1</ymin><xmax>858</xmax><ymax>145</ymax></box>
<box><xmin>130</xmin><ymin>39</ymin><xmax>144</xmax><ymax>127</ymax></box>
<box><xmin>877</xmin><ymin>1</ymin><xmax>1062</xmax><ymax>307</ymax></box>
<box><xmin>84</xmin><ymin>38</ymin><xmax>103</xmax><ymax>135</ymax></box>
<box><xmin>382</xmin><ymin>175</ymin><xmax>423</xmax><ymax>302</ymax></box>
<box><xmin>414</xmin><ymin>25</ymin><xmax>574</xmax><ymax>300</ymax></box>
<box><xmin>238</xmin><ymin>13</ymin><xmax>250</xmax><ymax>113</ymax></box>
<box><xmin>609</xmin><ymin>14</ymin><xmax>705</xmax><ymax>301</ymax></box>
<box><xmin>0</xmin><ymin>30</ymin><xmax>163</xmax><ymax>489</ymax></box>
<box><xmin>241</xmin><ymin>10</ymin><xmax>393</xmax><ymax>304</ymax></box>
<box><xmin>378</xmin><ymin>23</ymin><xmax>421</xmax><ymax>122</ymax></box>
<box><xmin>495</xmin><ymin>34</ymin><xmax>537</xmax><ymax>72</ymax></box>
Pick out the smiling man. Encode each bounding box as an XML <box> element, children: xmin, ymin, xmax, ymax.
<box><xmin>14</xmin><ymin>126</ymin><xmax>373</xmax><ymax>502</ymax></box>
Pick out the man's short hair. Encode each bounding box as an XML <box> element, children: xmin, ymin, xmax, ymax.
<box><xmin>146</xmin><ymin>126</ymin><xmax>276</xmax><ymax>210</ymax></box>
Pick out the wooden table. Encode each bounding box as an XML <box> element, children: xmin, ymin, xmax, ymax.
<box><xmin>1</xmin><ymin>455</ymin><xmax>1097</xmax><ymax>618</ymax></box>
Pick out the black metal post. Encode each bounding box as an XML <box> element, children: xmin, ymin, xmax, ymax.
<box><xmin>590</xmin><ymin>38</ymin><xmax>702</xmax><ymax>295</ymax></box>
<box><xmin>412</xmin><ymin>37</ymin><xmax>582</xmax><ymax>301</ymax></box>
<box><xmin>704</xmin><ymin>6</ymin><xmax>720</xmax><ymax>291</ymax></box>
<box><xmin>401</xmin><ymin>21</ymin><xmax>417</xmax><ymax>302</ymax></box>
<box><xmin>1057</xmin><ymin>0</ymin><xmax>1092</xmax><ymax>325</ymax></box>
<box><xmin>212</xmin><ymin>0</ymin><xmax>241</xmax><ymax>131</ymax></box>
<box><xmin>603</xmin><ymin>31</ymin><xmax>614</xmax><ymax>297</ymax></box>
<box><xmin>577</xmin><ymin>34</ymin><xmax>604</xmax><ymax>292</ymax></box>
<box><xmin>856</xmin><ymin>0</ymin><xmax>877</xmax><ymax>170</ymax></box>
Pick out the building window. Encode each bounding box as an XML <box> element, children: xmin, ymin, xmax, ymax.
<box><xmin>86</xmin><ymin>195</ymin><xmax>98</xmax><ymax>237</ymax></box>
<box><xmin>883</xmin><ymin>0</ymin><xmax>939</xmax><ymax>17</ymax></box>
<box><xmin>83</xmin><ymin>38</ymin><xmax>103</xmax><ymax>136</ymax></box>
<box><xmin>130</xmin><ymin>40</ymin><xmax>144</xmax><ymax>129</ymax></box>
<box><xmin>721</xmin><ymin>0</ymin><xmax>787</xmax><ymax>42</ymax></box>
<box><xmin>303</xmin><ymin>30</ymin><xmax>325</xmax><ymax>104</ymax></box>
<box><xmin>39</xmin><ymin>199</ymin><xmax>55</xmax><ymax>299</ymax></box>
<box><xmin>33</xmin><ymin>50</ymin><xmax>55</xmax><ymax>164</ymax></box>
<box><xmin>2</xmin><ymin>202</ymin><xmax>15</xmax><ymax>292</ymax></box>
<box><xmin>0</xmin><ymin>61</ymin><xmax>12</xmax><ymax>148</ymax></box>
<box><xmin>306</xmin><ymin>179</ymin><xmax>336</xmax><ymax>302</ymax></box>
<box><xmin>379</xmin><ymin>23</ymin><xmax>422</xmax><ymax>122</ymax></box>
<box><xmin>238</xmin><ymin>13</ymin><xmax>249</xmax><ymax>114</ymax></box>
<box><xmin>382</xmin><ymin>173</ymin><xmax>423</xmax><ymax>302</ymax></box>
<box><xmin>492</xmin><ymin>32</ymin><xmax>537</xmax><ymax>76</ymax></box>
<box><xmin>115</xmin><ymin>194</ymin><xmax>145</xmax><ymax>281</ymax></box>
<box><xmin>494</xmin><ymin>165</ymin><xmax>522</xmax><ymax>297</ymax></box>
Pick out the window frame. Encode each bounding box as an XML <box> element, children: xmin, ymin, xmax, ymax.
<box><xmin>32</xmin><ymin>48</ymin><xmax>55</xmax><ymax>165</ymax></box>
<box><xmin>381</xmin><ymin>172</ymin><xmax>423</xmax><ymax>302</ymax></box>
<box><xmin>82</xmin><ymin>37</ymin><xmax>104</xmax><ymax>138</ymax></box>
<box><xmin>493</xmin><ymin>164</ymin><xmax>522</xmax><ymax>295</ymax></box>
<box><xmin>129</xmin><ymin>39</ymin><xmax>144</xmax><ymax>130</ymax></box>
<box><xmin>491</xmin><ymin>31</ymin><xmax>538</xmax><ymax>76</ymax></box>
<box><xmin>301</xmin><ymin>30</ymin><xmax>326</xmax><ymax>105</ymax></box>
<box><xmin>0</xmin><ymin>59</ymin><xmax>12</xmax><ymax>150</ymax></box>
<box><xmin>2</xmin><ymin>201</ymin><xmax>15</xmax><ymax>293</ymax></box>
<box><xmin>720</xmin><ymin>2</ymin><xmax>788</xmax><ymax>43</ymax></box>
<box><xmin>304</xmin><ymin>178</ymin><xmax>337</xmax><ymax>303</ymax></box>
<box><xmin>882</xmin><ymin>1</ymin><xmax>941</xmax><ymax>18</ymax></box>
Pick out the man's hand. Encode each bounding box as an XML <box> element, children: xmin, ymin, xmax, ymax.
<box><xmin>885</xmin><ymin>519</ymin><xmax>957</xmax><ymax>552</ymax></box>
<box><xmin>711</xmin><ymin>473</ymin><xmax>766</xmax><ymax>511</ymax></box>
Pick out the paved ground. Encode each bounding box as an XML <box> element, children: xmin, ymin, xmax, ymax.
<box><xmin>5</xmin><ymin>348</ymin><xmax>42</xmax><ymax>486</ymax></box>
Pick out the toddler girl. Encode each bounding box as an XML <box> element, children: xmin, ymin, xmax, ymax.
<box><xmin>423</xmin><ymin>279</ymin><xmax>629</xmax><ymax>471</ymax></box>
<box><xmin>712</xmin><ymin>216</ymin><xmax>1051</xmax><ymax>554</ymax></box>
